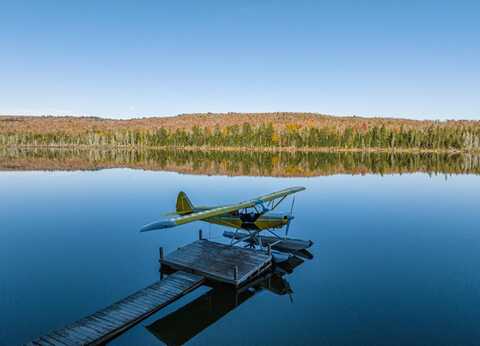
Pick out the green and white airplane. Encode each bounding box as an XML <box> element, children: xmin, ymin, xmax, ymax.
<box><xmin>140</xmin><ymin>186</ymin><xmax>313</xmax><ymax>253</ymax></box>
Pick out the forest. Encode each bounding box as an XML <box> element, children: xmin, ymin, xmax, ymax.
<box><xmin>1</xmin><ymin>113</ymin><xmax>480</xmax><ymax>151</ymax></box>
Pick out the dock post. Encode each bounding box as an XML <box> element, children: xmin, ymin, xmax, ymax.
<box><xmin>159</xmin><ymin>247</ymin><xmax>164</xmax><ymax>277</ymax></box>
<box><xmin>233</xmin><ymin>265</ymin><xmax>238</xmax><ymax>282</ymax></box>
<box><xmin>198</xmin><ymin>229</ymin><xmax>203</xmax><ymax>240</ymax></box>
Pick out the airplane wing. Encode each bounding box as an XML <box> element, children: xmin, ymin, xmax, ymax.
<box><xmin>140</xmin><ymin>186</ymin><xmax>305</xmax><ymax>232</ymax></box>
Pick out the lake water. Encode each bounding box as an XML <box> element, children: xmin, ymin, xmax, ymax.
<box><xmin>1</xmin><ymin>150</ymin><xmax>480</xmax><ymax>345</ymax></box>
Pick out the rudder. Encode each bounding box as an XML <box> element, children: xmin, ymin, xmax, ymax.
<box><xmin>176</xmin><ymin>191</ymin><xmax>194</xmax><ymax>214</ymax></box>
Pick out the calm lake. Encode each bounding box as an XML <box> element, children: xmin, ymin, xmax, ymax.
<box><xmin>1</xmin><ymin>149</ymin><xmax>480</xmax><ymax>345</ymax></box>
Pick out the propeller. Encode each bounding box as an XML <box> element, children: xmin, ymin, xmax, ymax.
<box><xmin>285</xmin><ymin>196</ymin><xmax>295</xmax><ymax>237</ymax></box>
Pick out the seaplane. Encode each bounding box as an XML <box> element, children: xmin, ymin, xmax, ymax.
<box><xmin>140</xmin><ymin>186</ymin><xmax>313</xmax><ymax>258</ymax></box>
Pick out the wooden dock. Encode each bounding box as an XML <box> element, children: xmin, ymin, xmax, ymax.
<box><xmin>26</xmin><ymin>271</ymin><xmax>204</xmax><ymax>346</ymax></box>
<box><xmin>161</xmin><ymin>239</ymin><xmax>272</xmax><ymax>286</ymax></box>
<box><xmin>27</xmin><ymin>240</ymin><xmax>274</xmax><ymax>345</ymax></box>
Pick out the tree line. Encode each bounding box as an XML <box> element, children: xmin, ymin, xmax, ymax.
<box><xmin>1</xmin><ymin>122</ymin><xmax>480</xmax><ymax>151</ymax></box>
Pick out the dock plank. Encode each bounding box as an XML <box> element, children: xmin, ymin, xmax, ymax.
<box><xmin>36</xmin><ymin>336</ymin><xmax>65</xmax><ymax>346</ymax></box>
<box><xmin>27</xmin><ymin>271</ymin><xmax>204</xmax><ymax>345</ymax></box>
<box><xmin>162</xmin><ymin>240</ymin><xmax>272</xmax><ymax>286</ymax></box>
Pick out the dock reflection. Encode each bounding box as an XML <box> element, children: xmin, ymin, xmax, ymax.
<box><xmin>146</xmin><ymin>254</ymin><xmax>310</xmax><ymax>346</ymax></box>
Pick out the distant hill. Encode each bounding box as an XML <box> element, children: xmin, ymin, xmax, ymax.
<box><xmin>2</xmin><ymin>112</ymin><xmax>478</xmax><ymax>134</ymax></box>
<box><xmin>1</xmin><ymin>113</ymin><xmax>480</xmax><ymax>152</ymax></box>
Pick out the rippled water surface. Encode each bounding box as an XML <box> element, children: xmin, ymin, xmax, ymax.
<box><xmin>1</xmin><ymin>150</ymin><xmax>480</xmax><ymax>345</ymax></box>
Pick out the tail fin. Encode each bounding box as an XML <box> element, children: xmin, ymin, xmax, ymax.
<box><xmin>176</xmin><ymin>191</ymin><xmax>194</xmax><ymax>214</ymax></box>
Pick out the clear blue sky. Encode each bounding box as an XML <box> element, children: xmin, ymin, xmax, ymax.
<box><xmin>1</xmin><ymin>1</ymin><xmax>479</xmax><ymax>119</ymax></box>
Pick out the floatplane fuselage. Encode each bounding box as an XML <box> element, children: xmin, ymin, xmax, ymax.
<box><xmin>191</xmin><ymin>207</ymin><xmax>292</xmax><ymax>231</ymax></box>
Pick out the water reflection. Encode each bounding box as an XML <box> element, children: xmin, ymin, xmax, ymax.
<box><xmin>1</xmin><ymin>147</ymin><xmax>480</xmax><ymax>176</ymax></box>
<box><xmin>147</xmin><ymin>255</ymin><xmax>306</xmax><ymax>346</ymax></box>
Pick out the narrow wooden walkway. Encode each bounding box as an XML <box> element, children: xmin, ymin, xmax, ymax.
<box><xmin>27</xmin><ymin>271</ymin><xmax>204</xmax><ymax>346</ymax></box>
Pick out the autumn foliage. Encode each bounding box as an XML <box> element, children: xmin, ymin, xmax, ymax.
<box><xmin>1</xmin><ymin>113</ymin><xmax>480</xmax><ymax>151</ymax></box>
